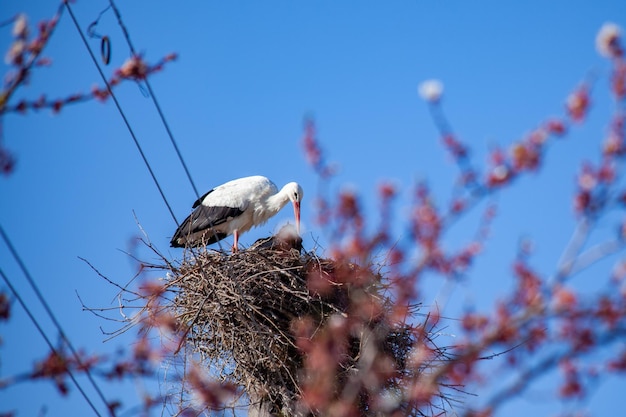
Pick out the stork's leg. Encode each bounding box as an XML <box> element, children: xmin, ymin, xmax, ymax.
<box><xmin>232</xmin><ymin>230</ymin><xmax>239</xmax><ymax>252</ymax></box>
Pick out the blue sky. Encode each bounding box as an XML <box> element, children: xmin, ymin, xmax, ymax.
<box><xmin>1</xmin><ymin>1</ymin><xmax>625</xmax><ymax>416</ymax></box>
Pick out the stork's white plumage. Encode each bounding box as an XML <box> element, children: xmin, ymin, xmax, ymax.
<box><xmin>170</xmin><ymin>175</ymin><xmax>303</xmax><ymax>250</ymax></box>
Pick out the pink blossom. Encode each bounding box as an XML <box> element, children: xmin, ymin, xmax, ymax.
<box><xmin>596</xmin><ymin>22</ymin><xmax>623</xmax><ymax>58</ymax></box>
<box><xmin>12</xmin><ymin>14</ymin><xmax>28</xmax><ymax>38</ymax></box>
<box><xmin>418</xmin><ymin>79</ymin><xmax>444</xmax><ymax>102</ymax></box>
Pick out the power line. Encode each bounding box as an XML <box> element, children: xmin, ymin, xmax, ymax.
<box><xmin>63</xmin><ymin>1</ymin><xmax>180</xmax><ymax>227</ymax></box>
<box><xmin>0</xmin><ymin>227</ymin><xmax>106</xmax><ymax>417</ymax></box>
<box><xmin>81</xmin><ymin>1</ymin><xmax>226</xmax><ymax>251</ymax></box>
<box><xmin>0</xmin><ymin>268</ymin><xmax>102</xmax><ymax>416</ymax></box>
<box><xmin>107</xmin><ymin>0</ymin><xmax>200</xmax><ymax>200</ymax></box>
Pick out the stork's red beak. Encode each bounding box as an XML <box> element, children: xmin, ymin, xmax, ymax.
<box><xmin>293</xmin><ymin>201</ymin><xmax>301</xmax><ymax>235</ymax></box>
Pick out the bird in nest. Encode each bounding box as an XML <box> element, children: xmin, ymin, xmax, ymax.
<box><xmin>170</xmin><ymin>175</ymin><xmax>303</xmax><ymax>251</ymax></box>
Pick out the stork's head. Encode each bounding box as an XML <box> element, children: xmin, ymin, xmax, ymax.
<box><xmin>284</xmin><ymin>182</ymin><xmax>304</xmax><ymax>234</ymax></box>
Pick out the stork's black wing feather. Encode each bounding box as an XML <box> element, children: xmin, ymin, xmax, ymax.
<box><xmin>192</xmin><ymin>188</ymin><xmax>214</xmax><ymax>209</ymax></box>
<box><xmin>170</xmin><ymin>204</ymin><xmax>244</xmax><ymax>247</ymax></box>
<box><xmin>188</xmin><ymin>205</ymin><xmax>244</xmax><ymax>232</ymax></box>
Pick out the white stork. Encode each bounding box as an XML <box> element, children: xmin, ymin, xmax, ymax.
<box><xmin>170</xmin><ymin>175</ymin><xmax>303</xmax><ymax>251</ymax></box>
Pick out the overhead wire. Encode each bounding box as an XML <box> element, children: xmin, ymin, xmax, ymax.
<box><xmin>0</xmin><ymin>268</ymin><xmax>103</xmax><ymax>417</ymax></box>
<box><xmin>63</xmin><ymin>1</ymin><xmax>180</xmax><ymax>227</ymax></box>
<box><xmin>0</xmin><ymin>226</ymin><xmax>107</xmax><ymax>417</ymax></box>
<box><xmin>85</xmin><ymin>1</ymin><xmax>226</xmax><ymax>250</ymax></box>
<box><xmin>107</xmin><ymin>0</ymin><xmax>200</xmax><ymax>200</ymax></box>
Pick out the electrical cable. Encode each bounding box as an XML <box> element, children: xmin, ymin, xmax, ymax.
<box><xmin>89</xmin><ymin>0</ymin><xmax>225</xmax><ymax>249</ymax></box>
<box><xmin>107</xmin><ymin>0</ymin><xmax>200</xmax><ymax>200</ymax></box>
<box><xmin>0</xmin><ymin>231</ymin><xmax>106</xmax><ymax>417</ymax></box>
<box><xmin>63</xmin><ymin>1</ymin><xmax>180</xmax><ymax>227</ymax></box>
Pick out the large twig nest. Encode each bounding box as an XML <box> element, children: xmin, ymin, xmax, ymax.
<box><xmin>165</xmin><ymin>228</ymin><xmax>438</xmax><ymax>416</ymax></box>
